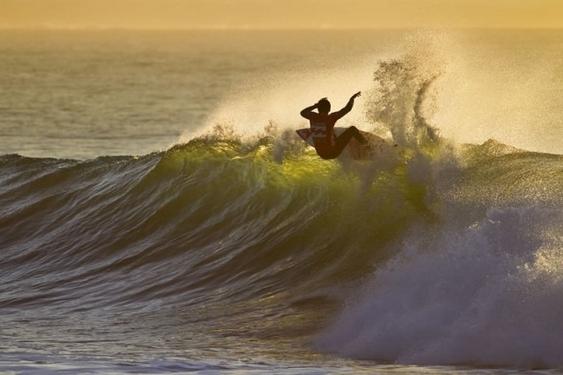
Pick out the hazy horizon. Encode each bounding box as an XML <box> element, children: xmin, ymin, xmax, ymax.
<box><xmin>2</xmin><ymin>0</ymin><xmax>563</xmax><ymax>30</ymax></box>
<box><xmin>2</xmin><ymin>26</ymin><xmax>563</xmax><ymax>31</ymax></box>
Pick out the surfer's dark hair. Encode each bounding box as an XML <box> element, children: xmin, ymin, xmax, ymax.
<box><xmin>317</xmin><ymin>98</ymin><xmax>331</xmax><ymax>114</ymax></box>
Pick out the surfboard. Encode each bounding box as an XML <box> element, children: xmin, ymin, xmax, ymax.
<box><xmin>296</xmin><ymin>127</ymin><xmax>391</xmax><ymax>160</ymax></box>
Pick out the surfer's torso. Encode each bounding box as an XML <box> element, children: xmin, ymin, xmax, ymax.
<box><xmin>307</xmin><ymin>113</ymin><xmax>339</xmax><ymax>149</ymax></box>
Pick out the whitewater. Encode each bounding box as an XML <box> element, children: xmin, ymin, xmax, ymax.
<box><xmin>0</xmin><ymin>30</ymin><xmax>562</xmax><ymax>373</ymax></box>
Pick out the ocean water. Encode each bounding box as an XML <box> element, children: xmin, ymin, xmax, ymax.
<box><xmin>0</xmin><ymin>29</ymin><xmax>562</xmax><ymax>374</ymax></box>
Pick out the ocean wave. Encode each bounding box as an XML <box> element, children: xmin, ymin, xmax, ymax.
<box><xmin>0</xmin><ymin>138</ymin><xmax>427</xmax><ymax>312</ymax></box>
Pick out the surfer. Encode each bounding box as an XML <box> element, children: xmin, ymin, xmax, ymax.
<box><xmin>300</xmin><ymin>92</ymin><xmax>368</xmax><ymax>159</ymax></box>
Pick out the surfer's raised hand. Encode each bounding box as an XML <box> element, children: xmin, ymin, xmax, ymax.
<box><xmin>351</xmin><ymin>91</ymin><xmax>361</xmax><ymax>100</ymax></box>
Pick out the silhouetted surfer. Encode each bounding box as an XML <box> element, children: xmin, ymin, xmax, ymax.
<box><xmin>300</xmin><ymin>92</ymin><xmax>368</xmax><ymax>159</ymax></box>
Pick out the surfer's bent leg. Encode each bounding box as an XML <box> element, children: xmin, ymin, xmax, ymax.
<box><xmin>332</xmin><ymin>126</ymin><xmax>368</xmax><ymax>156</ymax></box>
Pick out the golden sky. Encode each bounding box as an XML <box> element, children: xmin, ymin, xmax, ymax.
<box><xmin>2</xmin><ymin>0</ymin><xmax>562</xmax><ymax>29</ymax></box>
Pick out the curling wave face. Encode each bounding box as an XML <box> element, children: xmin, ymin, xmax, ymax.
<box><xmin>0</xmin><ymin>136</ymin><xmax>424</xmax><ymax>315</ymax></box>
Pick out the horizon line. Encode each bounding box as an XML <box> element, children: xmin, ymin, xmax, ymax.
<box><xmin>1</xmin><ymin>25</ymin><xmax>562</xmax><ymax>31</ymax></box>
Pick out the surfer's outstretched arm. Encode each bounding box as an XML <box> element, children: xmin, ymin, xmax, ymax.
<box><xmin>331</xmin><ymin>91</ymin><xmax>361</xmax><ymax>120</ymax></box>
<box><xmin>300</xmin><ymin>103</ymin><xmax>318</xmax><ymax>120</ymax></box>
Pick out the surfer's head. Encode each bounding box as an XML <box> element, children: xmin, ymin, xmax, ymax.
<box><xmin>317</xmin><ymin>98</ymin><xmax>331</xmax><ymax>114</ymax></box>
